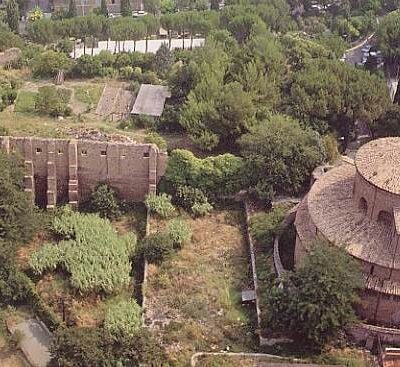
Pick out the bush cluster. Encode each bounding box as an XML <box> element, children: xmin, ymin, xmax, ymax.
<box><xmin>104</xmin><ymin>299</ymin><xmax>142</xmax><ymax>338</ymax></box>
<box><xmin>35</xmin><ymin>85</ymin><xmax>72</xmax><ymax>117</ymax></box>
<box><xmin>87</xmin><ymin>183</ymin><xmax>121</xmax><ymax>220</ymax></box>
<box><xmin>176</xmin><ymin>185</ymin><xmax>213</xmax><ymax>217</ymax></box>
<box><xmin>141</xmin><ymin>219</ymin><xmax>191</xmax><ymax>264</ymax></box>
<box><xmin>145</xmin><ymin>193</ymin><xmax>176</xmax><ymax>218</ymax></box>
<box><xmin>29</xmin><ymin>206</ymin><xmax>137</xmax><ymax>293</ymax></box>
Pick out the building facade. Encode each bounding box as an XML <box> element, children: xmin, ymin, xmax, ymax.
<box><xmin>295</xmin><ymin>137</ymin><xmax>400</xmax><ymax>326</ymax></box>
<box><xmin>0</xmin><ymin>136</ymin><xmax>167</xmax><ymax>208</ymax></box>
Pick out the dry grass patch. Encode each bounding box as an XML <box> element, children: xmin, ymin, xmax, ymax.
<box><xmin>146</xmin><ymin>207</ymin><xmax>256</xmax><ymax>366</ymax></box>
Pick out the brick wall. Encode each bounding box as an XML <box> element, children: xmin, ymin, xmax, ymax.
<box><xmin>0</xmin><ymin>136</ymin><xmax>167</xmax><ymax>208</ymax></box>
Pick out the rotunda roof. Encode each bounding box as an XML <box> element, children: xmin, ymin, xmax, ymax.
<box><xmin>355</xmin><ymin>137</ymin><xmax>400</xmax><ymax>195</ymax></box>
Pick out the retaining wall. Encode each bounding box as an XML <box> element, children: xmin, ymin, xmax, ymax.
<box><xmin>0</xmin><ymin>136</ymin><xmax>167</xmax><ymax>208</ymax></box>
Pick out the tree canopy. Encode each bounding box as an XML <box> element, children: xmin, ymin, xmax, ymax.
<box><xmin>265</xmin><ymin>240</ymin><xmax>362</xmax><ymax>347</ymax></box>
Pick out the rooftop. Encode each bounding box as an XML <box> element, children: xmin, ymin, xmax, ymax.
<box><xmin>355</xmin><ymin>137</ymin><xmax>400</xmax><ymax>195</ymax></box>
<box><xmin>131</xmin><ymin>84</ymin><xmax>171</xmax><ymax>117</ymax></box>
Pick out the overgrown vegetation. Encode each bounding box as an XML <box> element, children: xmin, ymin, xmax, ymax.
<box><xmin>29</xmin><ymin>207</ymin><xmax>136</xmax><ymax>293</ymax></box>
<box><xmin>145</xmin><ymin>192</ymin><xmax>176</xmax><ymax>218</ymax></box>
<box><xmin>265</xmin><ymin>240</ymin><xmax>362</xmax><ymax>348</ymax></box>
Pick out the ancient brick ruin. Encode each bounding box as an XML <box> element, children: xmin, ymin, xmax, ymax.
<box><xmin>294</xmin><ymin>137</ymin><xmax>400</xmax><ymax>326</ymax></box>
<box><xmin>0</xmin><ymin>136</ymin><xmax>167</xmax><ymax>208</ymax></box>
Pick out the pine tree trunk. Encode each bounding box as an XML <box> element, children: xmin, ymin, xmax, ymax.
<box><xmin>145</xmin><ymin>36</ymin><xmax>148</xmax><ymax>53</ymax></box>
<box><xmin>83</xmin><ymin>37</ymin><xmax>86</xmax><ymax>55</ymax></box>
<box><xmin>134</xmin><ymin>40</ymin><xmax>136</xmax><ymax>52</ymax></box>
<box><xmin>114</xmin><ymin>40</ymin><xmax>117</xmax><ymax>53</ymax></box>
<box><xmin>168</xmin><ymin>31</ymin><xmax>171</xmax><ymax>49</ymax></box>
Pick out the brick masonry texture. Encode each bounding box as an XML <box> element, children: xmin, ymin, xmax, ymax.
<box><xmin>0</xmin><ymin>136</ymin><xmax>167</xmax><ymax>208</ymax></box>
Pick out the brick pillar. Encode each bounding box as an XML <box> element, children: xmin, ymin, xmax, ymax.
<box><xmin>46</xmin><ymin>140</ymin><xmax>57</xmax><ymax>209</ymax></box>
<box><xmin>23</xmin><ymin>138</ymin><xmax>35</xmax><ymax>204</ymax></box>
<box><xmin>0</xmin><ymin>136</ymin><xmax>10</xmax><ymax>153</ymax></box>
<box><xmin>68</xmin><ymin>139</ymin><xmax>79</xmax><ymax>207</ymax></box>
<box><xmin>148</xmin><ymin>146</ymin><xmax>157</xmax><ymax>195</ymax></box>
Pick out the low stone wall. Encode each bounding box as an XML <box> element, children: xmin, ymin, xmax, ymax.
<box><xmin>141</xmin><ymin>208</ymin><xmax>151</xmax><ymax>325</ymax></box>
<box><xmin>348</xmin><ymin>323</ymin><xmax>400</xmax><ymax>346</ymax></box>
<box><xmin>244</xmin><ymin>201</ymin><xmax>262</xmax><ymax>331</ymax></box>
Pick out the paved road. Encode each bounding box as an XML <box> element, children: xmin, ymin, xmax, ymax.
<box><xmin>72</xmin><ymin>38</ymin><xmax>205</xmax><ymax>58</ymax></box>
<box><xmin>10</xmin><ymin>319</ymin><xmax>52</xmax><ymax>367</ymax></box>
<box><xmin>344</xmin><ymin>33</ymin><xmax>374</xmax><ymax>65</ymax></box>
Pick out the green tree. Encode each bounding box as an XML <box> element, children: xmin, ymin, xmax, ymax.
<box><xmin>51</xmin><ymin>327</ymin><xmax>166</xmax><ymax>366</ymax></box>
<box><xmin>31</xmin><ymin>50</ymin><xmax>73</xmax><ymax>77</ymax></box>
<box><xmin>100</xmin><ymin>0</ymin><xmax>108</xmax><ymax>16</ymax></box>
<box><xmin>377</xmin><ymin>10</ymin><xmax>400</xmax><ymax>64</ymax></box>
<box><xmin>5</xmin><ymin>0</ymin><xmax>19</xmax><ymax>34</ymax></box>
<box><xmin>370</xmin><ymin>104</ymin><xmax>400</xmax><ymax>138</ymax></box>
<box><xmin>143</xmin><ymin>0</ymin><xmax>161</xmax><ymax>15</ymax></box>
<box><xmin>210</xmin><ymin>0</ymin><xmax>219</xmax><ymax>10</ymax></box>
<box><xmin>67</xmin><ymin>0</ymin><xmax>77</xmax><ymax>18</ymax></box>
<box><xmin>238</xmin><ymin>114</ymin><xmax>325</xmax><ymax>201</ymax></box>
<box><xmin>265</xmin><ymin>240</ymin><xmax>362</xmax><ymax>347</ymax></box>
<box><xmin>142</xmin><ymin>15</ymin><xmax>159</xmax><ymax>52</ymax></box>
<box><xmin>104</xmin><ymin>300</ymin><xmax>142</xmax><ymax>338</ymax></box>
<box><xmin>287</xmin><ymin>59</ymin><xmax>391</xmax><ymax>144</ymax></box>
<box><xmin>120</xmin><ymin>0</ymin><xmax>131</xmax><ymax>16</ymax></box>
<box><xmin>154</xmin><ymin>42</ymin><xmax>173</xmax><ymax>77</ymax></box>
<box><xmin>0</xmin><ymin>152</ymin><xmax>37</xmax><ymax>243</ymax></box>
<box><xmin>88</xmin><ymin>183</ymin><xmax>121</xmax><ymax>219</ymax></box>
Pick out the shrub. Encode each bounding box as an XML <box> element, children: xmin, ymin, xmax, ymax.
<box><xmin>249</xmin><ymin>204</ymin><xmax>290</xmax><ymax>248</ymax></box>
<box><xmin>167</xmin><ymin>219</ymin><xmax>192</xmax><ymax>249</ymax></box>
<box><xmin>165</xmin><ymin>149</ymin><xmax>244</xmax><ymax>199</ymax></box>
<box><xmin>104</xmin><ymin>300</ymin><xmax>142</xmax><ymax>338</ymax></box>
<box><xmin>73</xmin><ymin>55</ymin><xmax>102</xmax><ymax>78</ymax></box>
<box><xmin>87</xmin><ymin>183</ymin><xmax>121</xmax><ymax>220</ymax></box>
<box><xmin>176</xmin><ymin>185</ymin><xmax>213</xmax><ymax>217</ymax></box>
<box><xmin>191</xmin><ymin>201</ymin><xmax>213</xmax><ymax>217</ymax></box>
<box><xmin>29</xmin><ymin>207</ymin><xmax>137</xmax><ymax>293</ymax></box>
<box><xmin>144</xmin><ymin>132</ymin><xmax>167</xmax><ymax>150</ymax></box>
<box><xmin>35</xmin><ymin>86</ymin><xmax>72</xmax><ymax>117</ymax></box>
<box><xmin>119</xmin><ymin>65</ymin><xmax>134</xmax><ymax>79</ymax></box>
<box><xmin>0</xmin><ymin>152</ymin><xmax>37</xmax><ymax>243</ymax></box>
<box><xmin>145</xmin><ymin>193</ymin><xmax>175</xmax><ymax>218</ymax></box>
<box><xmin>51</xmin><ymin>326</ymin><xmax>166</xmax><ymax>366</ymax></box>
<box><xmin>128</xmin><ymin>80</ymin><xmax>140</xmax><ymax>94</ymax></box>
<box><xmin>29</xmin><ymin>243</ymin><xmax>63</xmax><ymax>274</ymax></box>
<box><xmin>31</xmin><ymin>50</ymin><xmax>73</xmax><ymax>78</ymax></box>
<box><xmin>141</xmin><ymin>232</ymin><xmax>174</xmax><ymax>264</ymax></box>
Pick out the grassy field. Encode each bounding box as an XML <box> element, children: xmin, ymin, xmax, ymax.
<box><xmin>146</xmin><ymin>206</ymin><xmax>256</xmax><ymax>366</ymax></box>
<box><xmin>14</xmin><ymin>91</ymin><xmax>37</xmax><ymax>113</ymax></box>
<box><xmin>73</xmin><ymin>84</ymin><xmax>104</xmax><ymax>107</ymax></box>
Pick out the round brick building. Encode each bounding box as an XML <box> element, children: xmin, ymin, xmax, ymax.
<box><xmin>294</xmin><ymin>137</ymin><xmax>400</xmax><ymax>326</ymax></box>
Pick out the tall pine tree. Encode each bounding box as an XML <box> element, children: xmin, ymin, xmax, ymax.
<box><xmin>210</xmin><ymin>0</ymin><xmax>219</xmax><ymax>10</ymax></box>
<box><xmin>68</xmin><ymin>0</ymin><xmax>77</xmax><ymax>17</ymax></box>
<box><xmin>6</xmin><ymin>0</ymin><xmax>19</xmax><ymax>34</ymax></box>
<box><xmin>120</xmin><ymin>0</ymin><xmax>131</xmax><ymax>16</ymax></box>
<box><xmin>100</xmin><ymin>0</ymin><xmax>108</xmax><ymax>16</ymax></box>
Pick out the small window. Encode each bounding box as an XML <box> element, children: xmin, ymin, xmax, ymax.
<box><xmin>101</xmin><ymin>150</ymin><xmax>107</xmax><ymax>156</ymax></box>
<box><xmin>121</xmin><ymin>154</ymin><xmax>126</xmax><ymax>159</ymax></box>
<box><xmin>378</xmin><ymin>210</ymin><xmax>392</xmax><ymax>226</ymax></box>
<box><xmin>359</xmin><ymin>197</ymin><xmax>368</xmax><ymax>216</ymax></box>
<box><xmin>57</xmin><ymin>149</ymin><xmax>63</xmax><ymax>155</ymax></box>
<box><xmin>81</xmin><ymin>149</ymin><xmax>87</xmax><ymax>156</ymax></box>
<box><xmin>36</xmin><ymin>147</ymin><xmax>42</xmax><ymax>154</ymax></box>
<box><xmin>111</xmin><ymin>0</ymin><xmax>115</xmax><ymax>4</ymax></box>
<box><xmin>143</xmin><ymin>152</ymin><xmax>150</xmax><ymax>158</ymax></box>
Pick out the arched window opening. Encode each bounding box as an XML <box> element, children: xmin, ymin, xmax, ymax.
<box><xmin>359</xmin><ymin>197</ymin><xmax>368</xmax><ymax>216</ymax></box>
<box><xmin>377</xmin><ymin>210</ymin><xmax>393</xmax><ymax>227</ymax></box>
